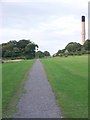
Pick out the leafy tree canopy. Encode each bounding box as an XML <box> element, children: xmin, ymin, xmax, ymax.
<box><xmin>44</xmin><ymin>51</ymin><xmax>50</xmax><ymax>56</ymax></box>
<box><xmin>54</xmin><ymin>39</ymin><xmax>90</xmax><ymax>57</ymax></box>
<box><xmin>2</xmin><ymin>39</ymin><xmax>38</xmax><ymax>59</ymax></box>
<box><xmin>65</xmin><ymin>42</ymin><xmax>82</xmax><ymax>52</ymax></box>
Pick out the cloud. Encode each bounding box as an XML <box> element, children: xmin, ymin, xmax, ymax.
<box><xmin>1</xmin><ymin>1</ymin><xmax>88</xmax><ymax>29</ymax></box>
<box><xmin>0</xmin><ymin>0</ymin><xmax>88</xmax><ymax>54</ymax></box>
<box><xmin>1</xmin><ymin>0</ymin><xmax>89</xmax><ymax>4</ymax></box>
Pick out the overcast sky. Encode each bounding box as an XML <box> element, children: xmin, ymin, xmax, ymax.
<box><xmin>0</xmin><ymin>0</ymin><xmax>89</xmax><ymax>55</ymax></box>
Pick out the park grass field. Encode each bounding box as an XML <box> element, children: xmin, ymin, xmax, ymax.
<box><xmin>41</xmin><ymin>56</ymin><xmax>88</xmax><ymax>118</ymax></box>
<box><xmin>0</xmin><ymin>63</ymin><xmax>2</xmax><ymax>119</ymax></box>
<box><xmin>2</xmin><ymin>60</ymin><xmax>34</xmax><ymax>117</ymax></box>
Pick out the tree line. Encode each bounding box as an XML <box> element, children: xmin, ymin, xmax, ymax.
<box><xmin>54</xmin><ymin>39</ymin><xmax>90</xmax><ymax>57</ymax></box>
<box><xmin>1</xmin><ymin>39</ymin><xmax>50</xmax><ymax>59</ymax></box>
<box><xmin>0</xmin><ymin>39</ymin><xmax>90</xmax><ymax>59</ymax></box>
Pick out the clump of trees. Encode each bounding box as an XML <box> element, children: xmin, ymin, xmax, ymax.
<box><xmin>1</xmin><ymin>39</ymin><xmax>38</xmax><ymax>59</ymax></box>
<box><xmin>54</xmin><ymin>39</ymin><xmax>90</xmax><ymax>57</ymax></box>
<box><xmin>1</xmin><ymin>39</ymin><xmax>90</xmax><ymax>59</ymax></box>
<box><xmin>35</xmin><ymin>51</ymin><xmax>50</xmax><ymax>58</ymax></box>
<box><xmin>1</xmin><ymin>39</ymin><xmax>51</xmax><ymax>59</ymax></box>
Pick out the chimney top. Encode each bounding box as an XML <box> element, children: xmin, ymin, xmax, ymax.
<box><xmin>82</xmin><ymin>16</ymin><xmax>85</xmax><ymax>22</ymax></box>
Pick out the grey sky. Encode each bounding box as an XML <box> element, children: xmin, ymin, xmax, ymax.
<box><xmin>88</xmin><ymin>1</ymin><xmax>90</xmax><ymax>39</ymax></box>
<box><xmin>0</xmin><ymin>0</ymin><xmax>89</xmax><ymax>55</ymax></box>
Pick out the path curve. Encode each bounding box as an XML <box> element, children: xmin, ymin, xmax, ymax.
<box><xmin>14</xmin><ymin>59</ymin><xmax>62</xmax><ymax>118</ymax></box>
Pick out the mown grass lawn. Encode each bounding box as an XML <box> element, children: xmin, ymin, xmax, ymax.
<box><xmin>41</xmin><ymin>56</ymin><xmax>88</xmax><ymax>118</ymax></box>
<box><xmin>2</xmin><ymin>60</ymin><xmax>34</xmax><ymax>117</ymax></box>
<box><xmin>0</xmin><ymin>63</ymin><xmax>2</xmax><ymax>119</ymax></box>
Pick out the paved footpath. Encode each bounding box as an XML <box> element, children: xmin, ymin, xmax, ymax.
<box><xmin>14</xmin><ymin>59</ymin><xmax>62</xmax><ymax>118</ymax></box>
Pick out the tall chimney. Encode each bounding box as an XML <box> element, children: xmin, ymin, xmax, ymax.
<box><xmin>81</xmin><ymin>16</ymin><xmax>85</xmax><ymax>45</ymax></box>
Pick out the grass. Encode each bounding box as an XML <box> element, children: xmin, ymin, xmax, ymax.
<box><xmin>0</xmin><ymin>63</ymin><xmax>2</xmax><ymax>119</ymax></box>
<box><xmin>2</xmin><ymin>60</ymin><xmax>35</xmax><ymax>117</ymax></box>
<box><xmin>41</xmin><ymin>56</ymin><xmax>88</xmax><ymax>118</ymax></box>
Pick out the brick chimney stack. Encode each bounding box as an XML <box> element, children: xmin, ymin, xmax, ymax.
<box><xmin>81</xmin><ymin>16</ymin><xmax>85</xmax><ymax>45</ymax></box>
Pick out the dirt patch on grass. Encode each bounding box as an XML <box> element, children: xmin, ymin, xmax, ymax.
<box><xmin>1</xmin><ymin>59</ymin><xmax>23</xmax><ymax>63</ymax></box>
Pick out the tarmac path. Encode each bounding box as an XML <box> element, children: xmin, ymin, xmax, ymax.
<box><xmin>14</xmin><ymin>59</ymin><xmax>62</xmax><ymax>118</ymax></box>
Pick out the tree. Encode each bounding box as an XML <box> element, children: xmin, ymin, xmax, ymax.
<box><xmin>2</xmin><ymin>39</ymin><xmax>38</xmax><ymax>59</ymax></box>
<box><xmin>55</xmin><ymin>49</ymin><xmax>65</xmax><ymax>56</ymax></box>
<box><xmin>17</xmin><ymin>39</ymin><xmax>31</xmax><ymax>56</ymax></box>
<box><xmin>25</xmin><ymin>43</ymin><xmax>38</xmax><ymax>59</ymax></box>
<box><xmin>4</xmin><ymin>50</ymin><xmax>12</xmax><ymax>58</ymax></box>
<box><xmin>35</xmin><ymin>51</ymin><xmax>45</xmax><ymax>58</ymax></box>
<box><xmin>12</xmin><ymin>47</ymin><xmax>20</xmax><ymax>57</ymax></box>
<box><xmin>44</xmin><ymin>51</ymin><xmax>50</xmax><ymax>56</ymax></box>
<box><xmin>83</xmin><ymin>39</ymin><xmax>90</xmax><ymax>51</ymax></box>
<box><xmin>2</xmin><ymin>41</ymin><xmax>17</xmax><ymax>58</ymax></box>
<box><xmin>17</xmin><ymin>39</ymin><xmax>30</xmax><ymax>49</ymax></box>
<box><xmin>65</xmin><ymin>42</ymin><xmax>82</xmax><ymax>52</ymax></box>
<box><xmin>64</xmin><ymin>49</ymin><xmax>69</xmax><ymax>57</ymax></box>
<box><xmin>0</xmin><ymin>45</ymin><xmax>2</xmax><ymax>59</ymax></box>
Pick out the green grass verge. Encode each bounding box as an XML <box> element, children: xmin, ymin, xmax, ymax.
<box><xmin>2</xmin><ymin>60</ymin><xmax>35</xmax><ymax>117</ymax></box>
<box><xmin>0</xmin><ymin>63</ymin><xmax>2</xmax><ymax>119</ymax></box>
<box><xmin>41</xmin><ymin>56</ymin><xmax>88</xmax><ymax>118</ymax></box>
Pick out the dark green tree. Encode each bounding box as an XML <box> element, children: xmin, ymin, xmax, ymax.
<box><xmin>0</xmin><ymin>45</ymin><xmax>2</xmax><ymax>59</ymax></box>
<box><xmin>4</xmin><ymin>50</ymin><xmax>12</xmax><ymax>58</ymax></box>
<box><xmin>2</xmin><ymin>40</ymin><xmax>17</xmax><ymax>58</ymax></box>
<box><xmin>35</xmin><ymin>51</ymin><xmax>45</xmax><ymax>58</ymax></box>
<box><xmin>2</xmin><ymin>39</ymin><xmax>38</xmax><ymax>59</ymax></box>
<box><xmin>17</xmin><ymin>39</ymin><xmax>30</xmax><ymax>49</ymax></box>
<box><xmin>65</xmin><ymin>42</ymin><xmax>82</xmax><ymax>52</ymax></box>
<box><xmin>25</xmin><ymin>43</ymin><xmax>38</xmax><ymax>59</ymax></box>
<box><xmin>56</xmin><ymin>49</ymin><xmax>65</xmax><ymax>56</ymax></box>
<box><xmin>83</xmin><ymin>39</ymin><xmax>90</xmax><ymax>51</ymax></box>
<box><xmin>44</xmin><ymin>51</ymin><xmax>50</xmax><ymax>56</ymax></box>
<box><xmin>12</xmin><ymin>47</ymin><xmax>20</xmax><ymax>57</ymax></box>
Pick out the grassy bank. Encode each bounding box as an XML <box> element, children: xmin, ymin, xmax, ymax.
<box><xmin>2</xmin><ymin>60</ymin><xmax>35</xmax><ymax>117</ymax></box>
<box><xmin>41</xmin><ymin>56</ymin><xmax>88</xmax><ymax>118</ymax></box>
